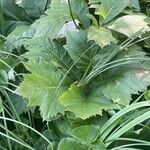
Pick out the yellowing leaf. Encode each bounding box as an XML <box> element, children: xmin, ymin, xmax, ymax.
<box><xmin>108</xmin><ymin>14</ymin><xmax>150</xmax><ymax>37</ymax></box>
<box><xmin>88</xmin><ymin>26</ymin><xmax>117</xmax><ymax>48</ymax></box>
<box><xmin>60</xmin><ymin>83</ymin><xmax>119</xmax><ymax>119</ymax></box>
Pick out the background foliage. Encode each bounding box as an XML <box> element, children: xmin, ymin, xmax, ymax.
<box><xmin>0</xmin><ymin>0</ymin><xmax>150</xmax><ymax>149</ymax></box>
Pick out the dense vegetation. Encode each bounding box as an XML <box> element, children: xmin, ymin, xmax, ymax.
<box><xmin>0</xmin><ymin>0</ymin><xmax>150</xmax><ymax>149</ymax></box>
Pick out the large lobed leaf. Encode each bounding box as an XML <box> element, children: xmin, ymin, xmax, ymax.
<box><xmin>15</xmin><ymin>59</ymin><xmax>68</xmax><ymax>120</ymax></box>
<box><xmin>60</xmin><ymin>83</ymin><xmax>119</xmax><ymax>119</ymax></box>
<box><xmin>101</xmin><ymin>69</ymin><xmax>150</xmax><ymax>105</ymax></box>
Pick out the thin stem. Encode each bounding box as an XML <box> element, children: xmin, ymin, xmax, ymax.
<box><xmin>68</xmin><ymin>0</ymin><xmax>80</xmax><ymax>29</ymax></box>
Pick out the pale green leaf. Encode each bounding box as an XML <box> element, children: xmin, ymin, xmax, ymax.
<box><xmin>101</xmin><ymin>70</ymin><xmax>150</xmax><ymax>105</ymax></box>
<box><xmin>108</xmin><ymin>14</ymin><xmax>150</xmax><ymax>37</ymax></box>
<box><xmin>58</xmin><ymin>138</ymin><xmax>87</xmax><ymax>150</ymax></box>
<box><xmin>129</xmin><ymin>0</ymin><xmax>140</xmax><ymax>9</ymax></box>
<box><xmin>60</xmin><ymin>83</ymin><xmax>119</xmax><ymax>119</ymax></box>
<box><xmin>15</xmin><ymin>59</ymin><xmax>68</xmax><ymax>120</ymax></box>
<box><xmin>97</xmin><ymin>0</ymin><xmax>130</xmax><ymax>24</ymax></box>
<box><xmin>5</xmin><ymin>25</ymin><xmax>29</xmax><ymax>50</ymax></box>
<box><xmin>88</xmin><ymin>26</ymin><xmax>117</xmax><ymax>48</ymax></box>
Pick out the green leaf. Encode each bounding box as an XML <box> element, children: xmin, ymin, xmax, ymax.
<box><xmin>69</xmin><ymin>125</ymin><xmax>100</xmax><ymax>144</ymax></box>
<box><xmin>129</xmin><ymin>0</ymin><xmax>140</xmax><ymax>9</ymax></box>
<box><xmin>24</xmin><ymin>37</ymin><xmax>75</xmax><ymax>77</ymax></box>
<box><xmin>64</xmin><ymin>30</ymin><xmax>91</xmax><ymax>70</ymax></box>
<box><xmin>0</xmin><ymin>40</ymin><xmax>21</xmax><ymax>71</ymax></box>
<box><xmin>91</xmin><ymin>139</ymin><xmax>106</xmax><ymax>150</ymax></box>
<box><xmin>97</xmin><ymin>0</ymin><xmax>130</xmax><ymax>24</ymax></box>
<box><xmin>69</xmin><ymin>0</ymin><xmax>90</xmax><ymax>28</ymax></box>
<box><xmin>0</xmin><ymin>0</ymin><xmax>32</xmax><ymax>36</ymax></box>
<box><xmin>59</xmin><ymin>83</ymin><xmax>119</xmax><ymax>119</ymax></box>
<box><xmin>108</xmin><ymin>14</ymin><xmax>150</xmax><ymax>37</ymax></box>
<box><xmin>144</xmin><ymin>90</ymin><xmax>150</xmax><ymax>100</ymax></box>
<box><xmin>25</xmin><ymin>0</ymin><xmax>90</xmax><ymax>39</ymax></box>
<box><xmin>5</xmin><ymin>25</ymin><xmax>29</xmax><ymax>51</ymax></box>
<box><xmin>27</xmin><ymin>0</ymin><xmax>71</xmax><ymax>39</ymax></box>
<box><xmin>8</xmin><ymin>92</ymin><xmax>27</xmax><ymax>115</ymax></box>
<box><xmin>101</xmin><ymin>69</ymin><xmax>150</xmax><ymax>105</ymax></box>
<box><xmin>16</xmin><ymin>59</ymin><xmax>68</xmax><ymax>120</ymax></box>
<box><xmin>15</xmin><ymin>0</ymin><xmax>47</xmax><ymax>18</ymax></box>
<box><xmin>58</xmin><ymin>138</ymin><xmax>87</xmax><ymax>150</ymax></box>
<box><xmin>88</xmin><ymin>26</ymin><xmax>117</xmax><ymax>48</ymax></box>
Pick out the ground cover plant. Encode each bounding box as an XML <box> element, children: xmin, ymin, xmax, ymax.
<box><xmin>0</xmin><ymin>0</ymin><xmax>150</xmax><ymax>149</ymax></box>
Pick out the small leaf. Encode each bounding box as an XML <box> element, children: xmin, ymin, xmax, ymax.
<box><xmin>88</xmin><ymin>26</ymin><xmax>117</xmax><ymax>48</ymax></box>
<box><xmin>108</xmin><ymin>14</ymin><xmax>150</xmax><ymax>37</ymax></box>
<box><xmin>60</xmin><ymin>83</ymin><xmax>119</xmax><ymax>119</ymax></box>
